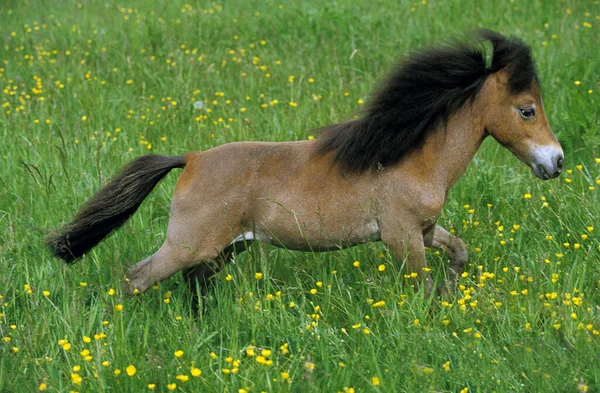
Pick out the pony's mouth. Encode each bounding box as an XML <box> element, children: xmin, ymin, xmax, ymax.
<box><xmin>528</xmin><ymin>144</ymin><xmax>564</xmax><ymax>181</ymax></box>
<box><xmin>531</xmin><ymin>161</ymin><xmax>562</xmax><ymax>180</ymax></box>
<box><xmin>533</xmin><ymin>164</ymin><xmax>551</xmax><ymax>180</ymax></box>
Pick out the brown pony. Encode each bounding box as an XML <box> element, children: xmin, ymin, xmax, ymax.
<box><xmin>49</xmin><ymin>30</ymin><xmax>563</xmax><ymax>297</ymax></box>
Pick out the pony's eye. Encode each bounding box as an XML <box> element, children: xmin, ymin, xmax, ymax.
<box><xmin>519</xmin><ymin>107</ymin><xmax>536</xmax><ymax>119</ymax></box>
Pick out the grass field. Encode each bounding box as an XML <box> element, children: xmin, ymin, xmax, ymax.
<box><xmin>1</xmin><ymin>1</ymin><xmax>599</xmax><ymax>392</ymax></box>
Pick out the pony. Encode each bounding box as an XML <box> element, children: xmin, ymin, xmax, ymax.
<box><xmin>48</xmin><ymin>29</ymin><xmax>563</xmax><ymax>297</ymax></box>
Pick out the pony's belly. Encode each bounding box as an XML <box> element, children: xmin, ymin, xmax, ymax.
<box><xmin>233</xmin><ymin>219</ymin><xmax>381</xmax><ymax>252</ymax></box>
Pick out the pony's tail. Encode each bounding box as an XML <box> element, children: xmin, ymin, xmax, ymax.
<box><xmin>48</xmin><ymin>155</ymin><xmax>186</xmax><ymax>262</ymax></box>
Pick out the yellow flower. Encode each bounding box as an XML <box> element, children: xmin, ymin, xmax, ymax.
<box><xmin>71</xmin><ymin>373</ymin><xmax>82</xmax><ymax>385</ymax></box>
<box><xmin>114</xmin><ymin>369</ymin><xmax>121</xmax><ymax>375</ymax></box>
<box><xmin>148</xmin><ymin>384</ymin><xmax>156</xmax><ymax>390</ymax></box>
<box><xmin>378</xmin><ymin>264</ymin><xmax>386</xmax><ymax>272</ymax></box>
<box><xmin>255</xmin><ymin>272</ymin><xmax>263</xmax><ymax>280</ymax></box>
<box><xmin>126</xmin><ymin>365</ymin><xmax>136</xmax><ymax>376</ymax></box>
<box><xmin>524</xmin><ymin>193</ymin><xmax>532</xmax><ymax>199</ymax></box>
<box><xmin>191</xmin><ymin>367</ymin><xmax>202</xmax><ymax>377</ymax></box>
<box><xmin>372</xmin><ymin>376</ymin><xmax>380</xmax><ymax>386</ymax></box>
<box><xmin>210</xmin><ymin>352</ymin><xmax>217</xmax><ymax>359</ymax></box>
<box><xmin>357</xmin><ymin>99</ymin><xmax>364</xmax><ymax>105</ymax></box>
<box><xmin>39</xmin><ymin>383</ymin><xmax>47</xmax><ymax>391</ymax></box>
<box><xmin>174</xmin><ymin>350</ymin><xmax>184</xmax><ymax>358</ymax></box>
<box><xmin>82</xmin><ymin>336</ymin><xmax>91</xmax><ymax>344</ymax></box>
<box><xmin>115</xmin><ymin>304</ymin><xmax>123</xmax><ymax>311</ymax></box>
<box><xmin>176</xmin><ymin>375</ymin><xmax>189</xmax><ymax>382</ymax></box>
<box><xmin>442</xmin><ymin>361</ymin><xmax>451</xmax><ymax>372</ymax></box>
<box><xmin>108</xmin><ymin>288</ymin><xmax>115</xmax><ymax>296</ymax></box>
<box><xmin>167</xmin><ymin>383</ymin><xmax>177</xmax><ymax>391</ymax></box>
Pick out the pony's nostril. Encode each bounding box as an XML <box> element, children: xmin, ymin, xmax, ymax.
<box><xmin>556</xmin><ymin>156</ymin><xmax>564</xmax><ymax>171</ymax></box>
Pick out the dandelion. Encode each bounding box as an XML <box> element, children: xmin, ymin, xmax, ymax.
<box><xmin>71</xmin><ymin>374</ymin><xmax>82</xmax><ymax>385</ymax></box>
<box><xmin>115</xmin><ymin>304</ymin><xmax>123</xmax><ymax>311</ymax></box>
<box><xmin>176</xmin><ymin>375</ymin><xmax>189</xmax><ymax>382</ymax></box>
<box><xmin>372</xmin><ymin>376</ymin><xmax>380</xmax><ymax>386</ymax></box>
<box><xmin>191</xmin><ymin>367</ymin><xmax>201</xmax><ymax>377</ymax></box>
<box><xmin>167</xmin><ymin>383</ymin><xmax>177</xmax><ymax>390</ymax></box>
<box><xmin>43</xmin><ymin>291</ymin><xmax>50</xmax><ymax>297</ymax></box>
<box><xmin>39</xmin><ymin>383</ymin><xmax>47</xmax><ymax>391</ymax></box>
<box><xmin>174</xmin><ymin>350</ymin><xmax>184</xmax><ymax>358</ymax></box>
<box><xmin>126</xmin><ymin>365</ymin><xmax>136</xmax><ymax>376</ymax></box>
<box><xmin>357</xmin><ymin>99</ymin><xmax>364</xmax><ymax>105</ymax></box>
<box><xmin>442</xmin><ymin>361</ymin><xmax>451</xmax><ymax>372</ymax></box>
<box><xmin>378</xmin><ymin>264</ymin><xmax>386</xmax><ymax>272</ymax></box>
<box><xmin>148</xmin><ymin>384</ymin><xmax>156</xmax><ymax>390</ymax></box>
<box><xmin>524</xmin><ymin>193</ymin><xmax>532</xmax><ymax>199</ymax></box>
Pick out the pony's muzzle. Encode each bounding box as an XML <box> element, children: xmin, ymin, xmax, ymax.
<box><xmin>530</xmin><ymin>145</ymin><xmax>564</xmax><ymax>180</ymax></box>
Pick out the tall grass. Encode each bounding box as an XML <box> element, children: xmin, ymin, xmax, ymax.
<box><xmin>0</xmin><ymin>1</ymin><xmax>599</xmax><ymax>392</ymax></box>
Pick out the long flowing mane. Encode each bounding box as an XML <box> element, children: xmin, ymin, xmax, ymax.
<box><xmin>316</xmin><ymin>29</ymin><xmax>539</xmax><ymax>173</ymax></box>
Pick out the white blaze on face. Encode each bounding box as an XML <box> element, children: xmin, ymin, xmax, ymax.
<box><xmin>528</xmin><ymin>144</ymin><xmax>564</xmax><ymax>180</ymax></box>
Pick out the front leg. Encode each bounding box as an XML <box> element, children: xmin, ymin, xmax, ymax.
<box><xmin>423</xmin><ymin>224</ymin><xmax>468</xmax><ymax>290</ymax></box>
<box><xmin>381</xmin><ymin>229</ymin><xmax>434</xmax><ymax>296</ymax></box>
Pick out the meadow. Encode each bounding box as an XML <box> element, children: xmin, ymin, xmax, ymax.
<box><xmin>1</xmin><ymin>0</ymin><xmax>599</xmax><ymax>392</ymax></box>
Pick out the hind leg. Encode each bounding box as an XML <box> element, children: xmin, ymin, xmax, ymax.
<box><xmin>183</xmin><ymin>240</ymin><xmax>251</xmax><ymax>297</ymax></box>
<box><xmin>125</xmin><ymin>237</ymin><xmax>222</xmax><ymax>293</ymax></box>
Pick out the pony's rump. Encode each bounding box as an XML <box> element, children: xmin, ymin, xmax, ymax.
<box><xmin>48</xmin><ymin>155</ymin><xmax>186</xmax><ymax>262</ymax></box>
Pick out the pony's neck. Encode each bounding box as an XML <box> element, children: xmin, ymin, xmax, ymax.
<box><xmin>409</xmin><ymin>101</ymin><xmax>487</xmax><ymax>191</ymax></box>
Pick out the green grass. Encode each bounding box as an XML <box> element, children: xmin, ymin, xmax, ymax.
<box><xmin>1</xmin><ymin>1</ymin><xmax>599</xmax><ymax>392</ymax></box>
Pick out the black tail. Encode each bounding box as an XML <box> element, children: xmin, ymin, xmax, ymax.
<box><xmin>48</xmin><ymin>155</ymin><xmax>186</xmax><ymax>262</ymax></box>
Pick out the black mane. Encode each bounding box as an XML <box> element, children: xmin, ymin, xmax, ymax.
<box><xmin>316</xmin><ymin>29</ymin><xmax>538</xmax><ymax>173</ymax></box>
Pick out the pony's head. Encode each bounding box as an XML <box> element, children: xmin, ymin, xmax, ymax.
<box><xmin>479</xmin><ymin>30</ymin><xmax>563</xmax><ymax>179</ymax></box>
<box><xmin>316</xmin><ymin>29</ymin><xmax>563</xmax><ymax>179</ymax></box>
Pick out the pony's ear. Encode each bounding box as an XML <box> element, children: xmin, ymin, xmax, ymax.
<box><xmin>494</xmin><ymin>68</ymin><xmax>510</xmax><ymax>87</ymax></box>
